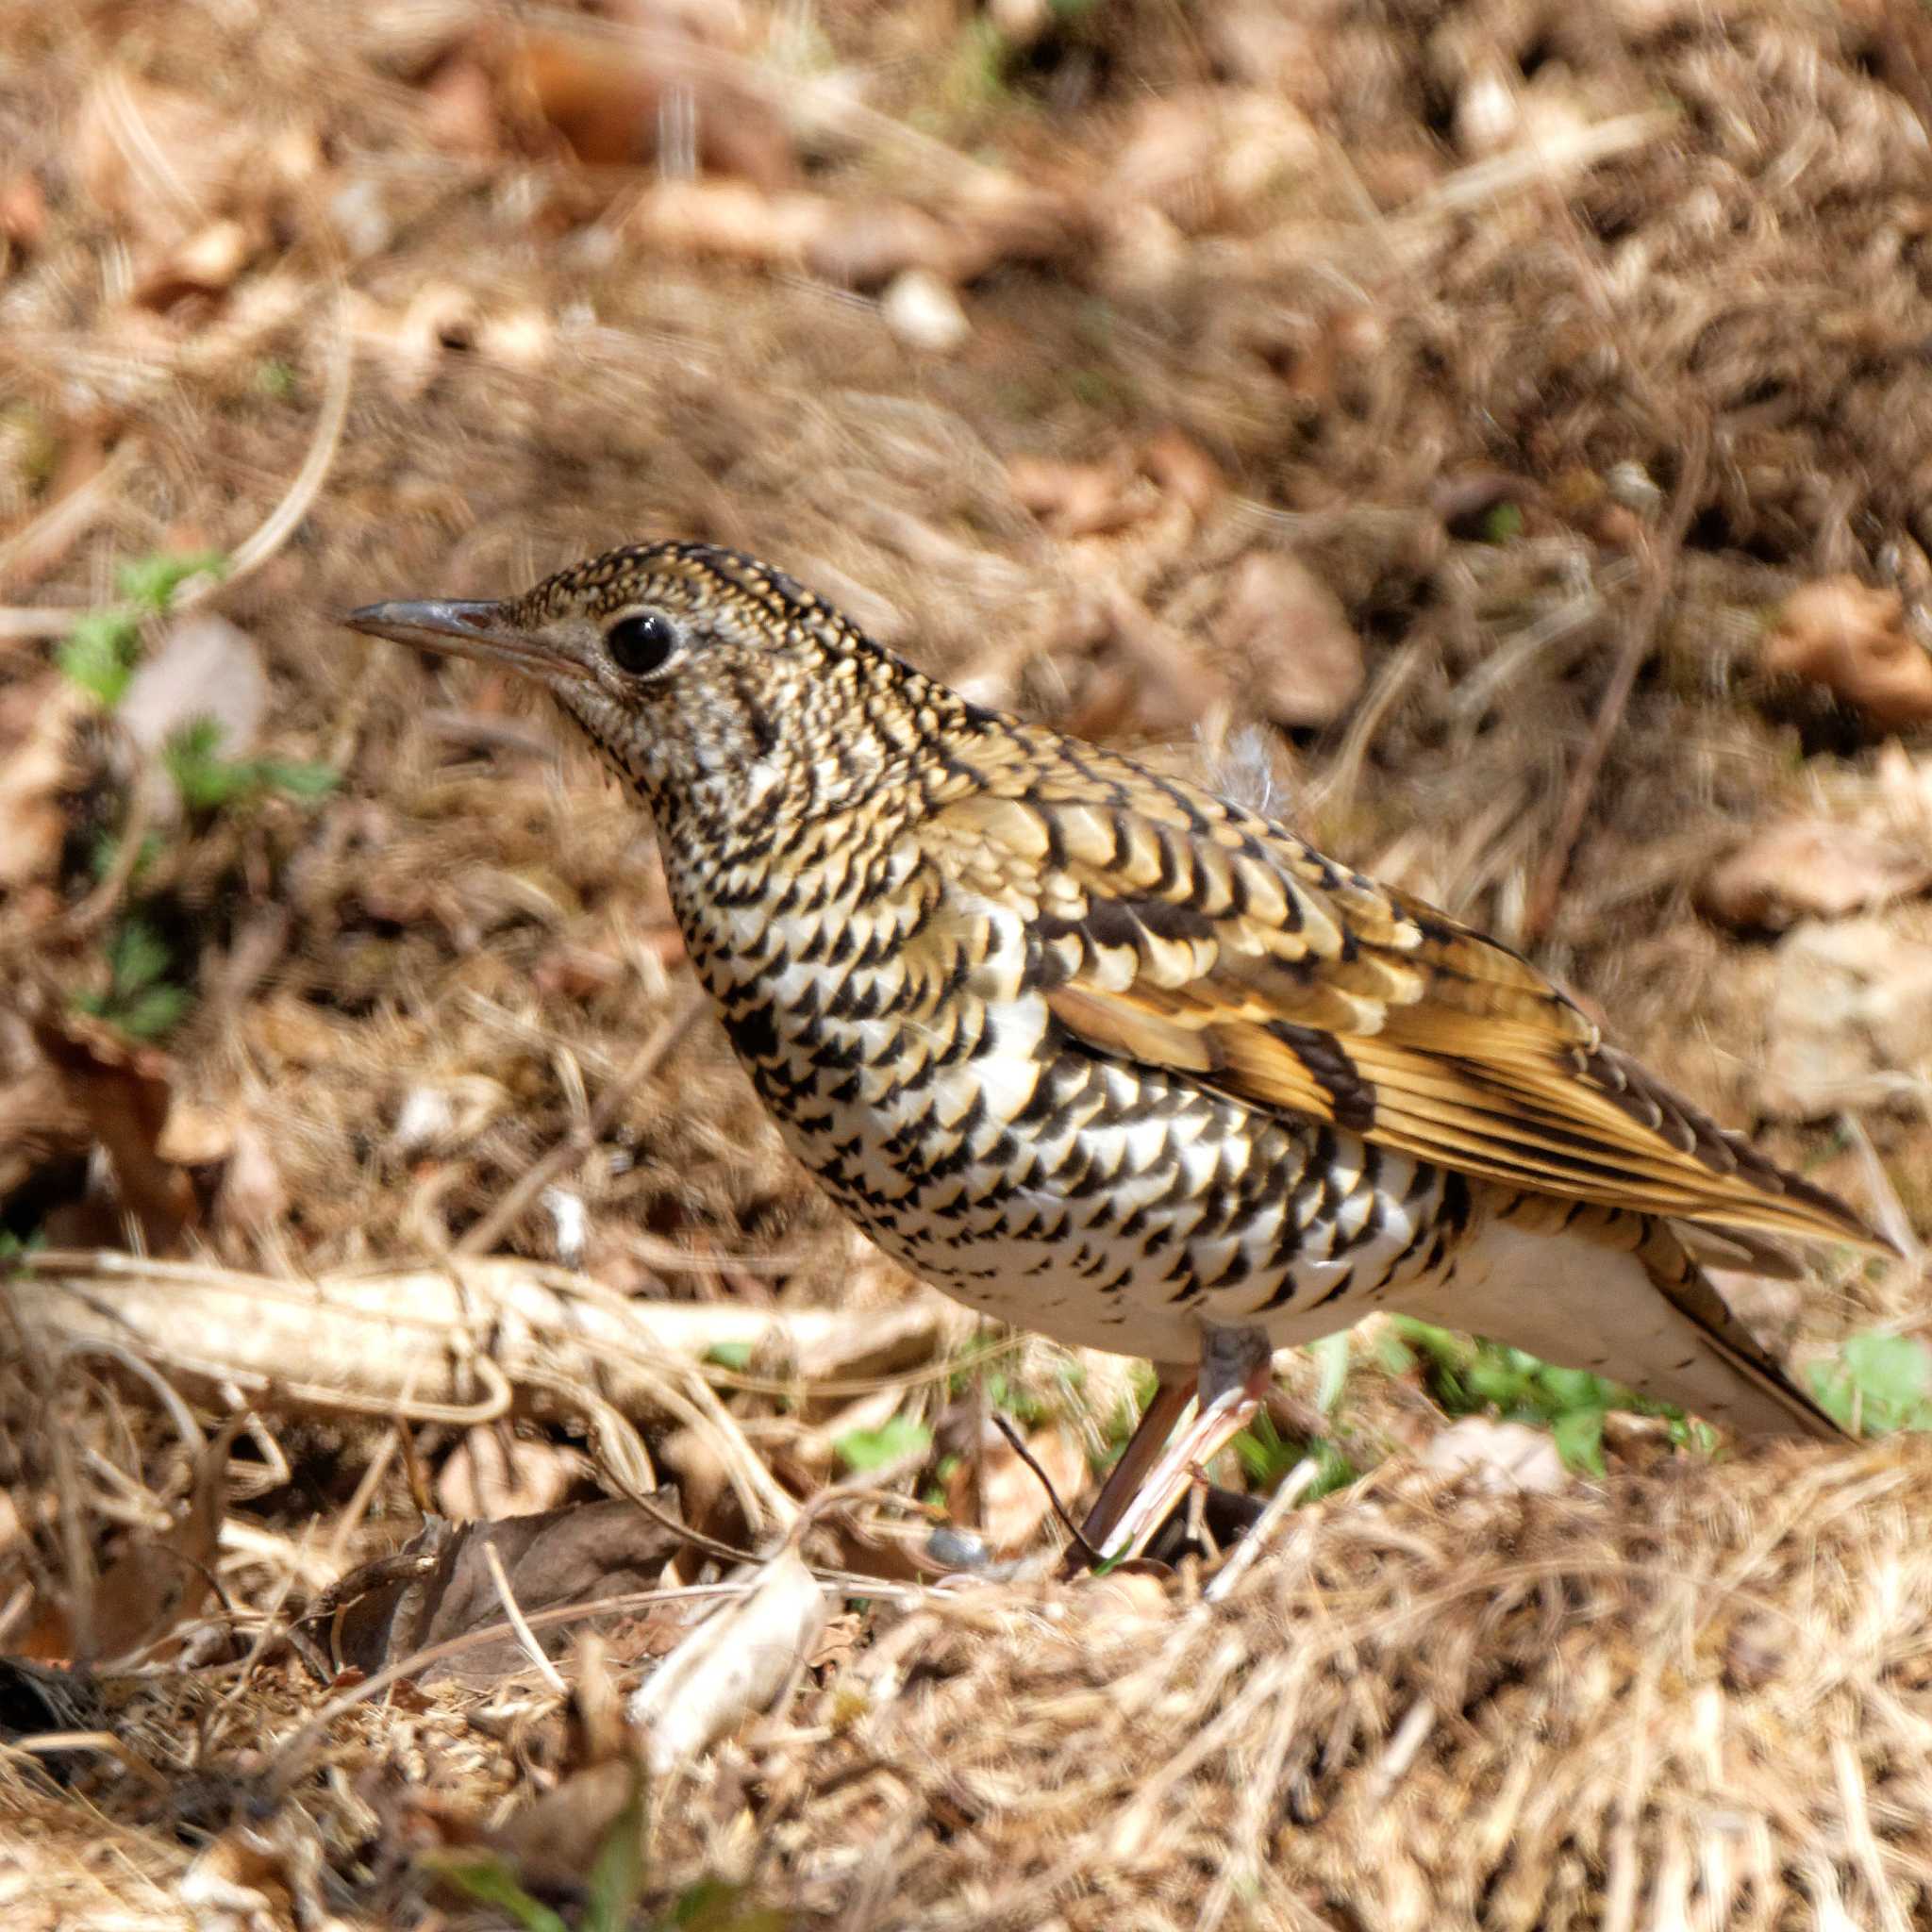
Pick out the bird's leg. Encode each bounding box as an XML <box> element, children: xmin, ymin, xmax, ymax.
<box><xmin>1062</xmin><ymin>1363</ymin><xmax>1198</xmax><ymax>1574</ymax></box>
<box><xmin>1091</xmin><ymin>1324</ymin><xmax>1275</xmax><ymax>1565</ymax></box>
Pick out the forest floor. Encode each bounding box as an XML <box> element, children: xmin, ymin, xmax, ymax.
<box><xmin>6</xmin><ymin>1</ymin><xmax>1932</xmax><ymax>1925</ymax></box>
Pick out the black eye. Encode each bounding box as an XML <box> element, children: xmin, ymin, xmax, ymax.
<box><xmin>605</xmin><ymin>611</ymin><xmax>678</xmax><ymax>676</ymax></box>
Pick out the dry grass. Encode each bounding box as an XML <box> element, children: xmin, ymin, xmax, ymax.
<box><xmin>5</xmin><ymin>0</ymin><xmax>1932</xmax><ymax>1924</ymax></box>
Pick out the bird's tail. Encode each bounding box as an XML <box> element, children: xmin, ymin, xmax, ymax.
<box><xmin>1395</xmin><ymin>1191</ymin><xmax>1846</xmax><ymax>1441</ymax></box>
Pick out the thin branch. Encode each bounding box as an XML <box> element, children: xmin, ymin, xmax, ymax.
<box><xmin>991</xmin><ymin>1412</ymin><xmax>1103</xmax><ymax>1568</ymax></box>
<box><xmin>1524</xmin><ymin>414</ymin><xmax>1710</xmax><ymax>943</ymax></box>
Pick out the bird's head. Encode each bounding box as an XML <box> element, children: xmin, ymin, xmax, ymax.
<box><xmin>346</xmin><ymin>541</ymin><xmax>968</xmax><ymax>835</ymax></box>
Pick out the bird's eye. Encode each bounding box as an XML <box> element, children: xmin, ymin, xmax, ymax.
<box><xmin>605</xmin><ymin>611</ymin><xmax>678</xmax><ymax>676</ymax></box>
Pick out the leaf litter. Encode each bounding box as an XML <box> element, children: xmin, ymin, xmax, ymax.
<box><xmin>4</xmin><ymin>0</ymin><xmax>1932</xmax><ymax>1924</ymax></box>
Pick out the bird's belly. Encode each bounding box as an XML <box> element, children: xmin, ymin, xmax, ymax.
<box><xmin>759</xmin><ymin>991</ymin><xmax>1464</xmax><ymax>1362</ymax></box>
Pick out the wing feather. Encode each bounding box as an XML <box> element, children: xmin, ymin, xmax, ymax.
<box><xmin>926</xmin><ymin>744</ymin><xmax>1883</xmax><ymax>1250</ymax></box>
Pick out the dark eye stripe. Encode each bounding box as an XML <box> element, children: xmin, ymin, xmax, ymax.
<box><xmin>607</xmin><ymin>612</ymin><xmax>677</xmax><ymax>675</ymax></box>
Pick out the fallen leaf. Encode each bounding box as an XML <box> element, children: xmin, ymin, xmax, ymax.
<box><xmin>0</xmin><ymin>171</ymin><xmax>46</xmax><ymax>253</ymax></box>
<box><xmin>419</xmin><ymin>55</ymin><xmax>501</xmax><ymax>156</ymax></box>
<box><xmin>626</xmin><ymin>178</ymin><xmax>830</xmax><ymax>264</ymax></box>
<box><xmin>628</xmin><ymin>1548</ymin><xmax>827</xmax><ymax>1775</ymax></box>
<box><xmin>1760</xmin><ymin>916</ymin><xmax>1932</xmax><ymax>1117</ymax></box>
<box><xmin>89</xmin><ymin>1412</ymin><xmax>252</xmax><ymax>1663</ymax></box>
<box><xmin>1762</xmin><ymin>575</ymin><xmax>1932</xmax><ymax>731</ymax></box>
<box><xmin>28</xmin><ymin>1008</ymin><xmax>199</xmax><ymax>1251</ymax></box>
<box><xmin>508</xmin><ymin>21</ymin><xmax>793</xmax><ymax>188</ymax></box>
<box><xmin>1700</xmin><ymin>817</ymin><xmax>1932</xmax><ymax>930</ymax></box>
<box><xmin>1422</xmin><ymin>1417</ymin><xmax>1567</xmax><ymax>1493</ymax></box>
<box><xmin>437</xmin><ymin>1430</ymin><xmax>577</xmax><ymax>1521</ymax></box>
<box><xmin>1138</xmin><ymin>428</ymin><xmax>1225</xmax><ymax>520</ymax></box>
<box><xmin>1213</xmin><ymin>552</ymin><xmax>1365</xmax><ymax>729</ymax></box>
<box><xmin>0</xmin><ymin>677</ymin><xmax>83</xmax><ymax>891</ymax></box>
<box><xmin>325</xmin><ymin>1498</ymin><xmax>687</xmax><ymax>1685</ymax></box>
<box><xmin>130</xmin><ymin>217</ymin><xmax>258</xmax><ymax>312</ymax></box>
<box><xmin>1008</xmin><ymin>455</ymin><xmax>1147</xmax><ymax>539</ymax></box>
<box><xmin>946</xmin><ymin>1423</ymin><xmax>1086</xmax><ymax>1556</ymax></box>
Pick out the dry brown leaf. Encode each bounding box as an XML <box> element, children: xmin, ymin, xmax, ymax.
<box><xmin>1760</xmin><ymin>916</ymin><xmax>1932</xmax><ymax>1118</ymax></box>
<box><xmin>508</xmin><ymin>23</ymin><xmax>793</xmax><ymax>188</ymax></box>
<box><xmin>946</xmin><ymin>1423</ymin><xmax>1087</xmax><ymax>1556</ymax></box>
<box><xmin>627</xmin><ymin>178</ymin><xmax>830</xmax><ymax>263</ymax></box>
<box><xmin>1138</xmin><ymin>428</ymin><xmax>1226</xmax><ymax>520</ymax></box>
<box><xmin>1762</xmin><ymin>575</ymin><xmax>1932</xmax><ymax>730</ymax></box>
<box><xmin>0</xmin><ymin>171</ymin><xmax>46</xmax><ymax>255</ymax></box>
<box><xmin>327</xmin><ymin>1499</ymin><xmax>686</xmax><ymax>1686</ymax></box>
<box><xmin>1214</xmin><ymin>551</ymin><xmax>1366</xmax><ymax>729</ymax></box>
<box><xmin>130</xmin><ymin>217</ymin><xmax>259</xmax><ymax>312</ymax></box>
<box><xmin>0</xmin><ymin>676</ymin><xmax>83</xmax><ymax>892</ymax></box>
<box><xmin>89</xmin><ymin>1413</ymin><xmax>251</xmax><ymax>1664</ymax></box>
<box><xmin>482</xmin><ymin>1760</ymin><xmax>641</xmax><ymax>1900</ymax></box>
<box><xmin>1008</xmin><ymin>455</ymin><xmax>1148</xmax><ymax>539</ymax></box>
<box><xmin>418</xmin><ymin>55</ymin><xmax>501</xmax><ymax>156</ymax></box>
<box><xmin>1700</xmin><ymin>817</ymin><xmax>1932</xmax><ymax>930</ymax></box>
<box><xmin>27</xmin><ymin>1010</ymin><xmax>199</xmax><ymax>1252</ymax></box>
<box><xmin>436</xmin><ymin>1429</ymin><xmax>577</xmax><ymax>1521</ymax></box>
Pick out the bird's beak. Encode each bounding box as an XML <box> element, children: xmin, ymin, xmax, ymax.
<box><xmin>344</xmin><ymin>597</ymin><xmax>572</xmax><ymax>678</ymax></box>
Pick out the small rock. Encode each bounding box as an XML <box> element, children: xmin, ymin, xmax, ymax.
<box><xmin>881</xmin><ymin>269</ymin><xmax>970</xmax><ymax>355</ymax></box>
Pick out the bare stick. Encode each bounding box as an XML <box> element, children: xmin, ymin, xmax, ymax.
<box><xmin>991</xmin><ymin>1412</ymin><xmax>1103</xmax><ymax>1568</ymax></box>
<box><xmin>1524</xmin><ymin>416</ymin><xmax>1710</xmax><ymax>943</ymax></box>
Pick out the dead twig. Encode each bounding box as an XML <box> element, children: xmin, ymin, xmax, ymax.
<box><xmin>1524</xmin><ymin>416</ymin><xmax>1710</xmax><ymax>943</ymax></box>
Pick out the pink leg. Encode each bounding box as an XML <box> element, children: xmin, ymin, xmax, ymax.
<box><xmin>1091</xmin><ymin>1326</ymin><xmax>1275</xmax><ymax>1564</ymax></box>
<box><xmin>1063</xmin><ymin>1364</ymin><xmax>1196</xmax><ymax>1574</ymax></box>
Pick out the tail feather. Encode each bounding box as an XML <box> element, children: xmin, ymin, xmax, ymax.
<box><xmin>1393</xmin><ymin>1192</ymin><xmax>1847</xmax><ymax>1442</ymax></box>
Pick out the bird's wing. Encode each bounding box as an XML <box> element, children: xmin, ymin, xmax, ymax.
<box><xmin>924</xmin><ymin>751</ymin><xmax>1880</xmax><ymax>1248</ymax></box>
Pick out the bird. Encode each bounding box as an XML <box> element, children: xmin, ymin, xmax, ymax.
<box><xmin>346</xmin><ymin>540</ymin><xmax>1885</xmax><ymax>1559</ymax></box>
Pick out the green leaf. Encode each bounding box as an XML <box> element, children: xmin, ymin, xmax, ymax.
<box><xmin>665</xmin><ymin>1875</ymin><xmax>787</xmax><ymax>1932</ymax></box>
<box><xmin>834</xmin><ymin>1414</ymin><xmax>931</xmax><ymax>1473</ymax></box>
<box><xmin>116</xmin><ymin>983</ymin><xmax>193</xmax><ymax>1040</ymax></box>
<box><xmin>1307</xmin><ymin>1331</ymin><xmax>1351</xmax><ymax>1414</ymax></box>
<box><xmin>418</xmin><ymin>1852</ymin><xmax>571</xmax><ymax>1932</ymax></box>
<box><xmin>115</xmin><ymin>549</ymin><xmax>225</xmax><ymax>610</ymax></box>
<box><xmin>254</xmin><ymin>758</ymin><xmax>339</xmax><ymax>798</ymax></box>
<box><xmin>1302</xmin><ymin>1439</ymin><xmax>1359</xmax><ymax>1502</ymax></box>
<box><xmin>1232</xmin><ymin>1410</ymin><xmax>1299</xmax><ymax>1487</ymax></box>
<box><xmin>57</xmin><ymin>610</ymin><xmax>142</xmax><ymax>706</ymax></box>
<box><xmin>705</xmin><ymin>1341</ymin><xmax>755</xmax><ymax>1372</ymax></box>
<box><xmin>108</xmin><ymin>919</ymin><xmax>173</xmax><ymax>995</ymax></box>
<box><xmin>1551</xmin><ymin>1406</ymin><xmax>1607</xmax><ymax>1475</ymax></box>
<box><xmin>582</xmin><ymin>1773</ymin><xmax>648</xmax><ymax>1932</ymax></box>
<box><xmin>1534</xmin><ymin>1364</ymin><xmax>1611</xmax><ymax>1413</ymax></box>
<box><xmin>1811</xmin><ymin>1330</ymin><xmax>1932</xmax><ymax>1434</ymax></box>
